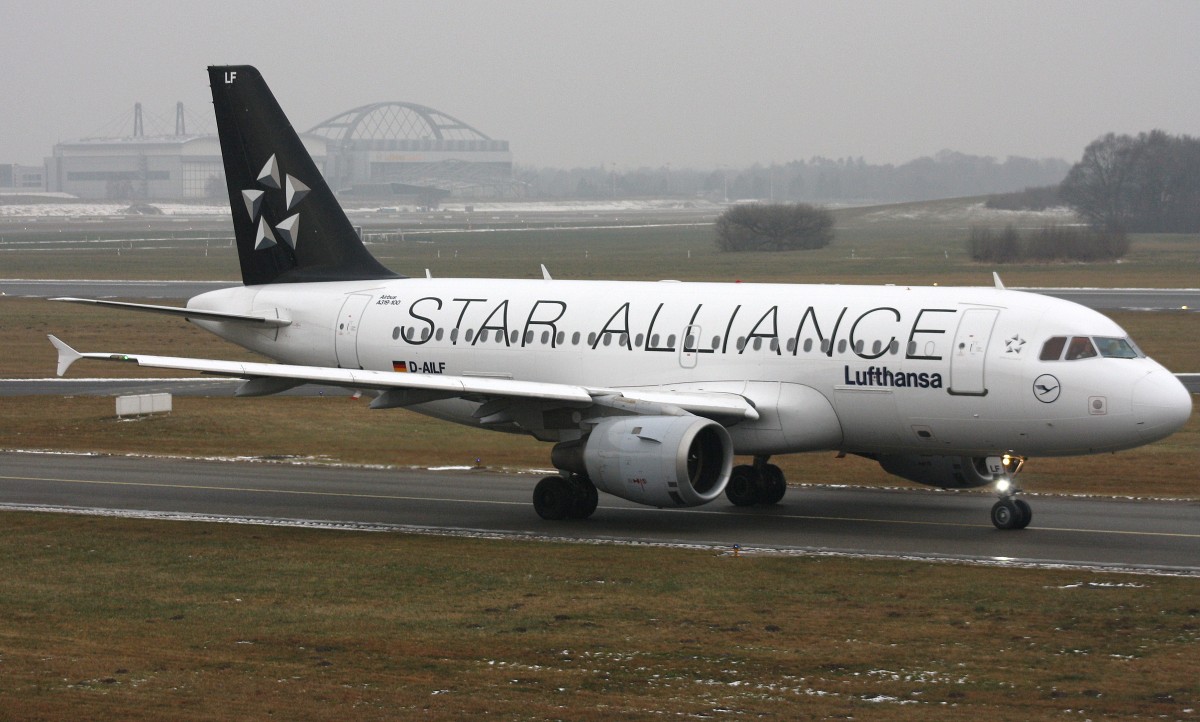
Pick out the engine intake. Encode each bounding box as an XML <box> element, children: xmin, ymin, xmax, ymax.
<box><xmin>552</xmin><ymin>415</ymin><xmax>732</xmax><ymax>507</ymax></box>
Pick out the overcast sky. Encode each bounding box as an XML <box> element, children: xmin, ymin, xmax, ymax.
<box><xmin>3</xmin><ymin>1</ymin><xmax>1197</xmax><ymax>170</ymax></box>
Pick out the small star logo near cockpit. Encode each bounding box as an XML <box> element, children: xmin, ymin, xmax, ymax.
<box><xmin>1005</xmin><ymin>334</ymin><xmax>1026</xmax><ymax>354</ymax></box>
<box><xmin>242</xmin><ymin>153</ymin><xmax>309</xmax><ymax>251</ymax></box>
<box><xmin>1033</xmin><ymin>373</ymin><xmax>1061</xmax><ymax>403</ymax></box>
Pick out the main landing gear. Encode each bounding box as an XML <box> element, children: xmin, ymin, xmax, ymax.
<box><xmin>989</xmin><ymin>456</ymin><xmax>1031</xmax><ymax>530</ymax></box>
<box><xmin>533</xmin><ymin>474</ymin><xmax>598</xmax><ymax>520</ymax></box>
<box><xmin>724</xmin><ymin>455</ymin><xmax>788</xmax><ymax>507</ymax></box>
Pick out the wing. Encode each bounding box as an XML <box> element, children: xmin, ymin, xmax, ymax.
<box><xmin>47</xmin><ymin>336</ymin><xmax>759</xmax><ymax>423</ymax></box>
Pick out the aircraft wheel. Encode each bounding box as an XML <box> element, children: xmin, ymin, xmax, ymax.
<box><xmin>1013</xmin><ymin>499</ymin><xmax>1032</xmax><ymax>529</ymax></box>
<box><xmin>758</xmin><ymin>464</ymin><xmax>787</xmax><ymax>506</ymax></box>
<box><xmin>991</xmin><ymin>499</ymin><xmax>1024</xmax><ymax>530</ymax></box>
<box><xmin>567</xmin><ymin>475</ymin><xmax>598</xmax><ymax>519</ymax></box>
<box><xmin>725</xmin><ymin>465</ymin><xmax>760</xmax><ymax>506</ymax></box>
<box><xmin>534</xmin><ymin>476</ymin><xmax>573</xmax><ymax>520</ymax></box>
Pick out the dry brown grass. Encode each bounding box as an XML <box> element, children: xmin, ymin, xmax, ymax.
<box><xmin>0</xmin><ymin>512</ymin><xmax>1196</xmax><ymax>721</ymax></box>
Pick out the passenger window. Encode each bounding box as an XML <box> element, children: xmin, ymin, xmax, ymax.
<box><xmin>1039</xmin><ymin>336</ymin><xmax>1067</xmax><ymax>361</ymax></box>
<box><xmin>1094</xmin><ymin>336</ymin><xmax>1139</xmax><ymax>359</ymax></box>
<box><xmin>1065</xmin><ymin>336</ymin><xmax>1098</xmax><ymax>360</ymax></box>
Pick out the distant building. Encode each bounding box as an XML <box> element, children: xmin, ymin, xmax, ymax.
<box><xmin>0</xmin><ymin>164</ymin><xmax>45</xmax><ymax>191</ymax></box>
<box><xmin>307</xmin><ymin>101</ymin><xmax>522</xmax><ymax>201</ymax></box>
<box><xmin>43</xmin><ymin>100</ymin><xmax>518</xmax><ymax>202</ymax></box>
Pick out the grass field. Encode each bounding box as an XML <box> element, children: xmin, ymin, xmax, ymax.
<box><xmin>1</xmin><ymin>513</ymin><xmax>1197</xmax><ymax>721</ymax></box>
<box><xmin>4</xmin><ymin>198</ymin><xmax>1199</xmax><ymax>286</ymax></box>
<box><xmin>1</xmin><ymin>199</ymin><xmax>1197</xmax><ymax>719</ymax></box>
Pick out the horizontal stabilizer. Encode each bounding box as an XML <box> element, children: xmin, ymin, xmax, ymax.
<box><xmin>48</xmin><ymin>335</ymin><xmax>83</xmax><ymax>377</ymax></box>
<box><xmin>50</xmin><ymin>297</ymin><xmax>291</xmax><ymax>327</ymax></box>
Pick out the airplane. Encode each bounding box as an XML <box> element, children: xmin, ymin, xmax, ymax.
<box><xmin>48</xmin><ymin>65</ymin><xmax>1193</xmax><ymax>530</ymax></box>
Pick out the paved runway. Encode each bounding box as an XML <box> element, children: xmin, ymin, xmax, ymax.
<box><xmin>2</xmin><ymin>452</ymin><xmax>1196</xmax><ymax>575</ymax></box>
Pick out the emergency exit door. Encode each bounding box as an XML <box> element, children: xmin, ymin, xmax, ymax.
<box><xmin>948</xmin><ymin>308</ymin><xmax>998</xmax><ymax>396</ymax></box>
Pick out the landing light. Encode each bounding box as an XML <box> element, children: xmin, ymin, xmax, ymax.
<box><xmin>995</xmin><ymin>479</ymin><xmax>1011</xmax><ymax>494</ymax></box>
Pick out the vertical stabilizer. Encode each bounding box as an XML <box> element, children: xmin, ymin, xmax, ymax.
<box><xmin>208</xmin><ymin>65</ymin><xmax>399</xmax><ymax>285</ymax></box>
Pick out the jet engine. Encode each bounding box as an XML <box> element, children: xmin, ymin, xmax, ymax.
<box><xmin>872</xmin><ymin>454</ymin><xmax>1011</xmax><ymax>489</ymax></box>
<box><xmin>552</xmin><ymin>415</ymin><xmax>732</xmax><ymax>507</ymax></box>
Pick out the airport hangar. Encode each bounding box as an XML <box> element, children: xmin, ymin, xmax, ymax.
<box><xmin>42</xmin><ymin>101</ymin><xmax>522</xmax><ymax>203</ymax></box>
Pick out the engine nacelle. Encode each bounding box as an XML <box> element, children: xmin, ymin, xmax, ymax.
<box><xmin>552</xmin><ymin>415</ymin><xmax>732</xmax><ymax>507</ymax></box>
<box><xmin>873</xmin><ymin>454</ymin><xmax>1010</xmax><ymax>489</ymax></box>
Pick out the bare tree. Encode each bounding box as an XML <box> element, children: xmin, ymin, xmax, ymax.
<box><xmin>715</xmin><ymin>203</ymin><xmax>834</xmax><ymax>252</ymax></box>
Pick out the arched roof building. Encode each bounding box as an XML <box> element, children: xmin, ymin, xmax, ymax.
<box><xmin>308</xmin><ymin>102</ymin><xmax>522</xmax><ymax>200</ymax></box>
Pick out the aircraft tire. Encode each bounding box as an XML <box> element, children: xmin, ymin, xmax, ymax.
<box><xmin>991</xmin><ymin>499</ymin><xmax>1023</xmax><ymax>530</ymax></box>
<box><xmin>567</xmin><ymin>475</ymin><xmax>599</xmax><ymax>519</ymax></box>
<box><xmin>725</xmin><ymin>465</ymin><xmax>760</xmax><ymax>506</ymax></box>
<box><xmin>534</xmin><ymin>476</ymin><xmax>573</xmax><ymax>520</ymax></box>
<box><xmin>759</xmin><ymin>464</ymin><xmax>787</xmax><ymax>505</ymax></box>
<box><xmin>1013</xmin><ymin>499</ymin><xmax>1032</xmax><ymax>529</ymax></box>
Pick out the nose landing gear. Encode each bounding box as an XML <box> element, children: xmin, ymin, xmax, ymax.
<box><xmin>991</xmin><ymin>497</ymin><xmax>1032</xmax><ymax>530</ymax></box>
<box><xmin>990</xmin><ymin>455</ymin><xmax>1031</xmax><ymax>530</ymax></box>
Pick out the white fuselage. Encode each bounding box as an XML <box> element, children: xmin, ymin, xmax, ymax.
<box><xmin>189</xmin><ymin>278</ymin><xmax>1191</xmax><ymax>459</ymax></box>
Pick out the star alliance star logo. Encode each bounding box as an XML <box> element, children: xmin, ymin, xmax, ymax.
<box><xmin>242</xmin><ymin>154</ymin><xmax>309</xmax><ymax>251</ymax></box>
<box><xmin>1005</xmin><ymin>334</ymin><xmax>1026</xmax><ymax>354</ymax></box>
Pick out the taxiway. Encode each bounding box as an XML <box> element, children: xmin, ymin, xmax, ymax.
<box><xmin>1</xmin><ymin>452</ymin><xmax>1196</xmax><ymax>575</ymax></box>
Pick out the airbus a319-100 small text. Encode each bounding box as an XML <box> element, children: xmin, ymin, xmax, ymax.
<box><xmin>49</xmin><ymin>66</ymin><xmax>1193</xmax><ymax>529</ymax></box>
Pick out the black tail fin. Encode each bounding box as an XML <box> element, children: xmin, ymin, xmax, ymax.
<box><xmin>208</xmin><ymin>65</ymin><xmax>399</xmax><ymax>285</ymax></box>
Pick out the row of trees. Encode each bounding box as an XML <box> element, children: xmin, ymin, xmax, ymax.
<box><xmin>516</xmin><ymin>151</ymin><xmax>1069</xmax><ymax>204</ymax></box>
<box><xmin>968</xmin><ymin>224</ymin><xmax>1129</xmax><ymax>263</ymax></box>
<box><xmin>1060</xmin><ymin>131</ymin><xmax>1200</xmax><ymax>233</ymax></box>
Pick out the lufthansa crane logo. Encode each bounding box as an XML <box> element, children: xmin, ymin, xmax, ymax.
<box><xmin>1033</xmin><ymin>374</ymin><xmax>1061</xmax><ymax>403</ymax></box>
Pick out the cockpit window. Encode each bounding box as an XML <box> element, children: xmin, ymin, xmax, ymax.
<box><xmin>1039</xmin><ymin>336</ymin><xmax>1067</xmax><ymax>361</ymax></box>
<box><xmin>1094</xmin><ymin>336</ymin><xmax>1141</xmax><ymax>359</ymax></box>
<box><xmin>1064</xmin><ymin>336</ymin><xmax>1098</xmax><ymax>360</ymax></box>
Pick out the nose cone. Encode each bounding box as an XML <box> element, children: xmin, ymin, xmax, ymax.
<box><xmin>1133</xmin><ymin>371</ymin><xmax>1193</xmax><ymax>442</ymax></box>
